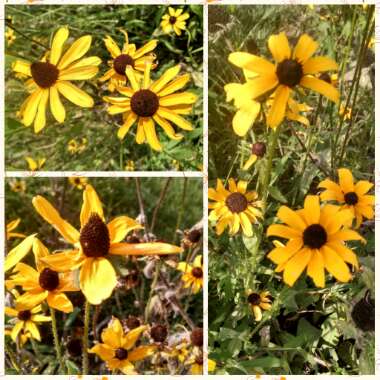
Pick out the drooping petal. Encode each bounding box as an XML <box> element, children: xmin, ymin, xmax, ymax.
<box><xmin>5</xmin><ymin>234</ymin><xmax>36</xmax><ymax>272</ymax></box>
<box><xmin>117</xmin><ymin>112</ymin><xmax>138</xmax><ymax>140</ymax></box>
<box><xmin>11</xmin><ymin>321</ymin><xmax>24</xmax><ymax>342</ymax></box>
<box><xmin>157</xmin><ymin>107</ymin><xmax>193</xmax><ymax>130</ymax></box>
<box><xmin>283</xmin><ymin>248</ymin><xmax>312</xmax><ymax>286</ymax></box>
<box><xmin>109</xmin><ymin>242</ymin><xmax>182</xmax><ymax>256</ymax></box>
<box><xmin>153</xmin><ymin>114</ymin><xmax>183</xmax><ymax>140</ymax></box>
<box><xmin>32</xmin><ymin>238</ymin><xmax>50</xmax><ymax>272</ymax></box>
<box><xmin>306</xmin><ymin>249</ymin><xmax>325</xmax><ymax>287</ymax></box>
<box><xmin>266</xmin><ymin>85</ymin><xmax>290</xmax><ymax>129</ymax></box>
<box><xmin>16</xmin><ymin>290</ymin><xmax>48</xmax><ymax>311</ymax></box>
<box><xmin>22</xmin><ymin>89</ymin><xmax>43</xmax><ymax>127</ymax></box>
<box><xmin>107</xmin><ymin>216</ymin><xmax>142</xmax><ymax>244</ymax></box>
<box><xmin>80</xmin><ymin>184</ymin><xmax>104</xmax><ymax>227</ymax></box>
<box><xmin>47</xmin><ymin>292</ymin><xmax>73</xmax><ymax>313</ymax></box>
<box><xmin>245</xmin><ymin>75</ymin><xmax>278</xmax><ymax>100</ymax></box>
<box><xmin>142</xmin><ymin>117</ymin><xmax>162</xmax><ymax>151</ymax></box>
<box><xmin>232</xmin><ymin>101</ymin><xmax>261</xmax><ymax>136</ymax></box>
<box><xmin>34</xmin><ymin>89</ymin><xmax>49</xmax><ymax>133</ymax></box>
<box><xmin>321</xmin><ymin>245</ymin><xmax>352</xmax><ymax>283</ymax></box>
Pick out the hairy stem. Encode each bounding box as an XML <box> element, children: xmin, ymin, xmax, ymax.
<box><xmin>82</xmin><ymin>301</ymin><xmax>91</xmax><ymax>375</ymax></box>
<box><xmin>49</xmin><ymin>307</ymin><xmax>64</xmax><ymax>374</ymax></box>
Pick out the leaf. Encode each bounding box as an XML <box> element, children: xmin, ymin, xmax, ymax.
<box><xmin>268</xmin><ymin>186</ymin><xmax>287</xmax><ymax>203</ymax></box>
<box><xmin>240</xmin><ymin>356</ymin><xmax>285</xmax><ymax>370</ymax></box>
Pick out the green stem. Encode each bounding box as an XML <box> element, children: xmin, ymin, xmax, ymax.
<box><xmin>5</xmin><ymin>343</ymin><xmax>21</xmax><ymax>373</ymax></box>
<box><xmin>173</xmin><ymin>178</ymin><xmax>188</xmax><ymax>243</ymax></box>
<box><xmin>119</xmin><ymin>141</ymin><xmax>124</xmax><ymax>170</ymax></box>
<box><xmin>82</xmin><ymin>301</ymin><xmax>91</xmax><ymax>375</ymax></box>
<box><xmin>261</xmin><ymin>126</ymin><xmax>281</xmax><ymax>215</ymax></box>
<box><xmin>49</xmin><ymin>307</ymin><xmax>64</xmax><ymax>374</ymax></box>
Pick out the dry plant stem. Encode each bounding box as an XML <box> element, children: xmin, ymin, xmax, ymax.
<box><xmin>82</xmin><ymin>301</ymin><xmax>91</xmax><ymax>375</ymax></box>
<box><xmin>150</xmin><ymin>178</ymin><xmax>172</xmax><ymax>233</ymax></box>
<box><xmin>144</xmin><ymin>259</ymin><xmax>161</xmax><ymax>323</ymax></box>
<box><xmin>261</xmin><ymin>125</ymin><xmax>281</xmax><ymax>215</ymax></box>
<box><xmin>5</xmin><ymin>344</ymin><xmax>21</xmax><ymax>373</ymax></box>
<box><xmin>5</xmin><ymin>21</ymin><xmax>50</xmax><ymax>51</ymax></box>
<box><xmin>49</xmin><ymin>307</ymin><xmax>64</xmax><ymax>373</ymax></box>
<box><xmin>134</xmin><ymin>178</ymin><xmax>150</xmax><ymax>239</ymax></box>
<box><xmin>173</xmin><ymin>178</ymin><xmax>188</xmax><ymax>243</ymax></box>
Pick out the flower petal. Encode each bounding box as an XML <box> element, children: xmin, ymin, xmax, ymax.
<box><xmin>302</xmin><ymin>56</ymin><xmax>338</xmax><ymax>75</ymax></box>
<box><xmin>40</xmin><ymin>250</ymin><xmax>84</xmax><ymax>271</ymax></box>
<box><xmin>277</xmin><ymin>206</ymin><xmax>306</xmax><ymax>231</ymax></box>
<box><xmin>300</xmin><ymin>76</ymin><xmax>339</xmax><ymax>103</ymax></box>
<box><xmin>159</xmin><ymin>92</ymin><xmax>197</xmax><ymax>107</ymax></box>
<box><xmin>58</xmin><ymin>35</ymin><xmax>92</xmax><ymax>70</ymax></box>
<box><xmin>303</xmin><ymin>195</ymin><xmax>320</xmax><ymax>225</ymax></box>
<box><xmin>49</xmin><ymin>86</ymin><xmax>66</xmax><ymax>123</ymax></box>
<box><xmin>283</xmin><ymin>248</ymin><xmax>312</xmax><ymax>286</ymax></box>
<box><xmin>88</xmin><ymin>343</ymin><xmax>115</xmax><ymax>361</ymax></box>
<box><xmin>266</xmin><ymin>85</ymin><xmax>290</xmax><ymax>129</ymax></box>
<box><xmin>150</xmin><ymin>65</ymin><xmax>181</xmax><ymax>93</ymax></box>
<box><xmin>245</xmin><ymin>75</ymin><xmax>278</xmax><ymax>99</ymax></box>
<box><xmin>338</xmin><ymin>168</ymin><xmax>354</xmax><ymax>193</ymax></box>
<box><xmin>80</xmin><ymin>184</ymin><xmax>104</xmax><ymax>227</ymax></box>
<box><xmin>229</xmin><ymin>52</ymin><xmax>275</xmax><ymax>74</ymax></box>
<box><xmin>5</xmin><ymin>234</ymin><xmax>36</xmax><ymax>272</ymax></box>
<box><xmin>103</xmin><ymin>35</ymin><xmax>121</xmax><ymax>58</ymax></box>
<box><xmin>127</xmin><ymin>346</ymin><xmax>156</xmax><ymax>362</ymax></box>
<box><xmin>232</xmin><ymin>101</ymin><xmax>260</xmax><ymax>137</ymax></box>
<box><xmin>56</xmin><ymin>81</ymin><xmax>94</xmax><ymax>107</ymax></box>
<box><xmin>110</xmin><ymin>242</ymin><xmax>182</xmax><ymax>256</ymax></box>
<box><xmin>157</xmin><ymin>74</ymin><xmax>191</xmax><ymax>97</ymax></box>
<box><xmin>134</xmin><ymin>40</ymin><xmax>158</xmax><ymax>59</ymax></box>
<box><xmin>293</xmin><ymin>34</ymin><xmax>318</xmax><ymax>63</ymax></box>
<box><xmin>268</xmin><ymin>32</ymin><xmax>291</xmax><ymax>62</ymax></box>
<box><xmin>267</xmin><ymin>224</ymin><xmax>302</xmax><ymax>239</ymax></box>
<box><xmin>59</xmin><ymin>65</ymin><xmax>99</xmax><ymax>81</ymax></box>
<box><xmin>153</xmin><ymin>114</ymin><xmax>183</xmax><ymax>140</ymax></box>
<box><xmin>142</xmin><ymin>117</ymin><xmax>162</xmax><ymax>151</ymax></box>
<box><xmin>157</xmin><ymin>107</ymin><xmax>193</xmax><ymax>130</ymax></box>
<box><xmin>47</xmin><ymin>292</ymin><xmax>73</xmax><ymax>313</ymax></box>
<box><xmin>306</xmin><ymin>249</ymin><xmax>325</xmax><ymax>287</ymax></box>
<box><xmin>33</xmin><ymin>89</ymin><xmax>49</xmax><ymax>133</ymax></box>
<box><xmin>50</xmin><ymin>26</ymin><xmax>69</xmax><ymax>65</ymax></box>
<box><xmin>321</xmin><ymin>245</ymin><xmax>352</xmax><ymax>283</ymax></box>
<box><xmin>107</xmin><ymin>216</ymin><xmax>142</xmax><ymax>244</ymax></box>
<box><xmin>22</xmin><ymin>89</ymin><xmax>43</xmax><ymax>127</ymax></box>
<box><xmin>123</xmin><ymin>325</ymin><xmax>147</xmax><ymax>350</ymax></box>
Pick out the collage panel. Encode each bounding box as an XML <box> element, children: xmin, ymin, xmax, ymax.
<box><xmin>5</xmin><ymin>4</ymin><xmax>203</xmax><ymax>171</ymax></box>
<box><xmin>4</xmin><ymin>176</ymin><xmax>204</xmax><ymax>375</ymax></box>
<box><xmin>208</xmin><ymin>4</ymin><xmax>375</xmax><ymax>375</ymax></box>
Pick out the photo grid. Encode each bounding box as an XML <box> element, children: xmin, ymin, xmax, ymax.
<box><xmin>0</xmin><ymin>0</ymin><xmax>378</xmax><ymax>379</ymax></box>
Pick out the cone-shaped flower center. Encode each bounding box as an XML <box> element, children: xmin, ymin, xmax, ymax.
<box><xmin>188</xmin><ymin>229</ymin><xmax>201</xmax><ymax>243</ymax></box>
<box><xmin>39</xmin><ymin>267</ymin><xmax>60</xmax><ymax>291</ymax></box>
<box><xmin>17</xmin><ymin>310</ymin><xmax>32</xmax><ymax>321</ymax></box>
<box><xmin>130</xmin><ymin>89</ymin><xmax>159</xmax><ymax>117</ymax></box>
<box><xmin>248</xmin><ymin>292</ymin><xmax>261</xmax><ymax>306</ymax></box>
<box><xmin>191</xmin><ymin>327</ymin><xmax>203</xmax><ymax>347</ymax></box>
<box><xmin>169</xmin><ymin>16</ymin><xmax>177</xmax><ymax>24</ymax></box>
<box><xmin>67</xmin><ymin>338</ymin><xmax>83</xmax><ymax>357</ymax></box>
<box><xmin>195</xmin><ymin>356</ymin><xmax>203</xmax><ymax>365</ymax></box>
<box><xmin>344</xmin><ymin>191</ymin><xmax>359</xmax><ymax>205</ymax></box>
<box><xmin>303</xmin><ymin>224</ymin><xmax>327</xmax><ymax>249</ymax></box>
<box><xmin>115</xmin><ymin>348</ymin><xmax>128</xmax><ymax>360</ymax></box>
<box><xmin>31</xmin><ymin>62</ymin><xmax>59</xmax><ymax>88</ymax></box>
<box><xmin>226</xmin><ymin>192</ymin><xmax>248</xmax><ymax>213</ymax></box>
<box><xmin>252</xmin><ymin>142</ymin><xmax>266</xmax><ymax>157</ymax></box>
<box><xmin>150</xmin><ymin>324</ymin><xmax>168</xmax><ymax>342</ymax></box>
<box><xmin>191</xmin><ymin>267</ymin><xmax>203</xmax><ymax>278</ymax></box>
<box><xmin>113</xmin><ymin>54</ymin><xmax>135</xmax><ymax>75</ymax></box>
<box><xmin>80</xmin><ymin>214</ymin><xmax>110</xmax><ymax>257</ymax></box>
<box><xmin>126</xmin><ymin>316</ymin><xmax>141</xmax><ymax>330</ymax></box>
<box><xmin>276</xmin><ymin>59</ymin><xmax>303</xmax><ymax>87</ymax></box>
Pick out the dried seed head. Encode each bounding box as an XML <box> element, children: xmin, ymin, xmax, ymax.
<box><xmin>66</xmin><ymin>338</ymin><xmax>82</xmax><ymax>357</ymax></box>
<box><xmin>252</xmin><ymin>142</ymin><xmax>266</xmax><ymax>157</ymax></box>
<box><xmin>150</xmin><ymin>324</ymin><xmax>168</xmax><ymax>342</ymax></box>
<box><xmin>125</xmin><ymin>316</ymin><xmax>141</xmax><ymax>330</ymax></box>
<box><xmin>191</xmin><ymin>327</ymin><xmax>203</xmax><ymax>347</ymax></box>
<box><xmin>113</xmin><ymin>54</ymin><xmax>135</xmax><ymax>75</ymax></box>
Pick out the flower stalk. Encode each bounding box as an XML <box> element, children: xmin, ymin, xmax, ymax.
<box><xmin>49</xmin><ymin>307</ymin><xmax>64</xmax><ymax>373</ymax></box>
<box><xmin>82</xmin><ymin>301</ymin><xmax>91</xmax><ymax>375</ymax></box>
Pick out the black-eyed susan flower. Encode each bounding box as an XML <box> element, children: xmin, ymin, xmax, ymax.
<box><xmin>33</xmin><ymin>184</ymin><xmax>183</xmax><ymax>304</ymax></box>
<box><xmin>208</xmin><ymin>179</ymin><xmax>262</xmax><ymax>237</ymax></box>
<box><xmin>318</xmin><ymin>168</ymin><xmax>374</xmax><ymax>228</ymax></box>
<box><xmin>6</xmin><ymin>218</ymin><xmax>26</xmax><ymax>240</ymax></box>
<box><xmin>5</xmin><ymin>303</ymin><xmax>51</xmax><ymax>342</ymax></box>
<box><xmin>99</xmin><ymin>30</ymin><xmax>157</xmax><ymax>91</ymax></box>
<box><xmin>177</xmin><ymin>255</ymin><xmax>203</xmax><ymax>294</ymax></box>
<box><xmin>6</xmin><ymin>238</ymin><xmax>79</xmax><ymax>312</ymax></box>
<box><xmin>88</xmin><ymin>317</ymin><xmax>156</xmax><ymax>374</ymax></box>
<box><xmin>247</xmin><ymin>290</ymin><xmax>272</xmax><ymax>321</ymax></box>
<box><xmin>25</xmin><ymin>156</ymin><xmax>46</xmax><ymax>171</ymax></box>
<box><xmin>12</xmin><ymin>26</ymin><xmax>100</xmax><ymax>133</ymax></box>
<box><xmin>69</xmin><ymin>176</ymin><xmax>88</xmax><ymax>190</ymax></box>
<box><xmin>229</xmin><ymin>32</ymin><xmax>339</xmax><ymax>128</ymax></box>
<box><xmin>125</xmin><ymin>160</ymin><xmax>135</xmax><ymax>171</ymax></box>
<box><xmin>161</xmin><ymin>7</ymin><xmax>190</xmax><ymax>36</ymax></box>
<box><xmin>104</xmin><ymin>62</ymin><xmax>197</xmax><ymax>151</ymax></box>
<box><xmin>9</xmin><ymin>179</ymin><xmax>26</xmax><ymax>193</ymax></box>
<box><xmin>5</xmin><ymin>27</ymin><xmax>16</xmax><ymax>46</ymax></box>
<box><xmin>5</xmin><ymin>329</ymin><xmax>31</xmax><ymax>347</ymax></box>
<box><xmin>267</xmin><ymin>195</ymin><xmax>364</xmax><ymax>287</ymax></box>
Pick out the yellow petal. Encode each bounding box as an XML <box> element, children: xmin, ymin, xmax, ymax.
<box><xmin>123</xmin><ymin>325</ymin><xmax>147</xmax><ymax>350</ymax></box>
<box><xmin>157</xmin><ymin>74</ymin><xmax>190</xmax><ymax>97</ymax></box>
<box><xmin>32</xmin><ymin>195</ymin><xmax>80</xmax><ymax>244</ymax></box>
<box><xmin>59</xmin><ymin>65</ymin><xmax>99</xmax><ymax>81</ymax></box>
<box><xmin>5</xmin><ymin>307</ymin><xmax>18</xmax><ymax>317</ymax></box>
<box><xmin>50</xmin><ymin>26</ymin><xmax>69</xmax><ymax>65</ymax></box>
<box><xmin>354</xmin><ymin>180</ymin><xmax>373</xmax><ymax>196</ymax></box>
<box><xmin>266</xmin><ymin>85</ymin><xmax>290</xmax><ymax>129</ymax></box>
<box><xmin>136</xmin><ymin>118</ymin><xmax>146</xmax><ymax>144</ymax></box>
<box><xmin>34</xmin><ymin>89</ymin><xmax>49</xmax><ymax>133</ymax></box>
<box><xmin>107</xmin><ymin>216</ymin><xmax>142</xmax><ymax>244</ymax></box>
<box><xmin>306</xmin><ymin>249</ymin><xmax>325</xmax><ymax>287</ymax></box>
<box><xmin>326</xmin><ymin>242</ymin><xmax>358</xmax><ymax>269</ymax></box>
<box><xmin>283</xmin><ymin>248</ymin><xmax>312</xmax><ymax>286</ymax></box>
<box><xmin>246</xmin><ymin>75</ymin><xmax>278</xmax><ymax>100</ymax></box>
<box><xmin>12</xmin><ymin>60</ymin><xmax>31</xmax><ymax>76</ymax></box>
<box><xmin>57</xmin><ymin>81</ymin><xmax>94</xmax><ymax>107</ymax></box>
<box><xmin>67</xmin><ymin>56</ymin><xmax>102</xmax><ymax>69</ymax></box>
<box><xmin>232</xmin><ymin>101</ymin><xmax>260</xmax><ymax>137</ymax></box>
<box><xmin>16</xmin><ymin>291</ymin><xmax>48</xmax><ymax>311</ymax></box>
<box><xmin>88</xmin><ymin>343</ymin><xmax>115</xmax><ymax>361</ymax></box>
<box><xmin>243</xmin><ymin>154</ymin><xmax>257</xmax><ymax>170</ymax></box>
<box><xmin>47</xmin><ymin>292</ymin><xmax>73</xmax><ymax>313</ymax></box>
<box><xmin>268</xmin><ymin>32</ymin><xmax>291</xmax><ymax>62</ymax></box>
<box><xmin>293</xmin><ymin>34</ymin><xmax>318</xmax><ymax>63</ymax></box>
<box><xmin>134</xmin><ymin>40</ymin><xmax>158</xmax><ymax>59</ymax></box>
<box><xmin>5</xmin><ymin>234</ymin><xmax>36</xmax><ymax>272</ymax></box>
<box><xmin>303</xmin><ymin>195</ymin><xmax>320</xmax><ymax>225</ymax></box>
<box><xmin>104</xmin><ymin>35</ymin><xmax>121</xmax><ymax>58</ymax></box>
<box><xmin>23</xmin><ymin>89</ymin><xmax>43</xmax><ymax>127</ymax></box>
<box><xmin>58</xmin><ymin>35</ymin><xmax>92</xmax><ymax>70</ymax></box>
<box><xmin>228</xmin><ymin>52</ymin><xmax>275</xmax><ymax>74</ymax></box>
<box><xmin>80</xmin><ymin>184</ymin><xmax>104</xmax><ymax>227</ymax></box>
<box><xmin>302</xmin><ymin>56</ymin><xmax>338</xmax><ymax>74</ymax></box>
<box><xmin>40</xmin><ymin>250</ymin><xmax>84</xmax><ymax>271</ymax></box>
<box><xmin>11</xmin><ymin>321</ymin><xmax>24</xmax><ymax>342</ymax></box>
<box><xmin>142</xmin><ymin>117</ymin><xmax>162</xmax><ymax>151</ymax></box>
<box><xmin>267</xmin><ymin>224</ymin><xmax>301</xmax><ymax>239</ymax></box>
<box><xmin>277</xmin><ymin>206</ymin><xmax>306</xmax><ymax>231</ymax></box>
<box><xmin>153</xmin><ymin>114</ymin><xmax>183</xmax><ymax>140</ymax></box>
<box><xmin>128</xmin><ymin>346</ymin><xmax>156</xmax><ymax>362</ymax></box>
<box><xmin>338</xmin><ymin>168</ymin><xmax>354</xmax><ymax>193</ymax></box>
<box><xmin>157</xmin><ymin>107</ymin><xmax>193</xmax><ymax>130</ymax></box>
<box><xmin>159</xmin><ymin>92</ymin><xmax>197</xmax><ymax>107</ymax></box>
<box><xmin>321</xmin><ymin>245</ymin><xmax>351</xmax><ymax>282</ymax></box>
<box><xmin>150</xmin><ymin>65</ymin><xmax>181</xmax><ymax>93</ymax></box>
<box><xmin>32</xmin><ymin>238</ymin><xmax>50</xmax><ymax>272</ymax></box>
<box><xmin>118</xmin><ymin>112</ymin><xmax>138</xmax><ymax>140</ymax></box>
<box><xmin>49</xmin><ymin>86</ymin><xmax>66</xmax><ymax>123</ymax></box>
<box><xmin>79</xmin><ymin>258</ymin><xmax>117</xmax><ymax>305</ymax></box>
<box><xmin>300</xmin><ymin>76</ymin><xmax>339</xmax><ymax>103</ymax></box>
<box><xmin>101</xmin><ymin>317</ymin><xmax>123</xmax><ymax>348</ymax></box>
<box><xmin>109</xmin><ymin>242</ymin><xmax>182</xmax><ymax>256</ymax></box>
<box><xmin>253</xmin><ymin>305</ymin><xmax>262</xmax><ymax>321</ymax></box>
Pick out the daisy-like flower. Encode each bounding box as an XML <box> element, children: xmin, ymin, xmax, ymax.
<box><xmin>247</xmin><ymin>290</ymin><xmax>272</xmax><ymax>322</ymax></box>
<box><xmin>125</xmin><ymin>160</ymin><xmax>135</xmax><ymax>171</ymax></box>
<box><xmin>25</xmin><ymin>156</ymin><xmax>46</xmax><ymax>171</ymax></box>
<box><xmin>208</xmin><ymin>179</ymin><xmax>262</xmax><ymax>237</ymax></box>
<box><xmin>69</xmin><ymin>176</ymin><xmax>88</xmax><ymax>190</ymax></box>
<box><xmin>99</xmin><ymin>30</ymin><xmax>157</xmax><ymax>92</ymax></box>
<box><xmin>5</xmin><ymin>27</ymin><xmax>16</xmax><ymax>46</ymax></box>
<box><xmin>33</xmin><ymin>184</ymin><xmax>183</xmax><ymax>304</ymax></box>
<box><xmin>6</xmin><ymin>218</ymin><xmax>26</xmax><ymax>240</ymax></box>
<box><xmin>243</xmin><ymin>142</ymin><xmax>266</xmax><ymax>171</ymax></box>
<box><xmin>318</xmin><ymin>168</ymin><xmax>374</xmax><ymax>228</ymax></box>
<box><xmin>9</xmin><ymin>179</ymin><xmax>26</xmax><ymax>193</ymax></box>
<box><xmin>67</xmin><ymin>138</ymin><xmax>79</xmax><ymax>154</ymax></box>
<box><xmin>161</xmin><ymin>7</ymin><xmax>190</xmax><ymax>36</ymax></box>
<box><xmin>267</xmin><ymin>195</ymin><xmax>365</xmax><ymax>287</ymax></box>
<box><xmin>12</xmin><ymin>26</ymin><xmax>100</xmax><ymax>133</ymax></box>
<box><xmin>5</xmin><ymin>303</ymin><xmax>51</xmax><ymax>342</ymax></box>
<box><xmin>104</xmin><ymin>63</ymin><xmax>197</xmax><ymax>151</ymax></box>
<box><xmin>228</xmin><ymin>32</ymin><xmax>339</xmax><ymax>128</ymax></box>
<box><xmin>6</xmin><ymin>238</ymin><xmax>79</xmax><ymax>312</ymax></box>
<box><xmin>88</xmin><ymin>317</ymin><xmax>156</xmax><ymax>374</ymax></box>
<box><xmin>177</xmin><ymin>255</ymin><xmax>203</xmax><ymax>294</ymax></box>
<box><xmin>5</xmin><ymin>329</ymin><xmax>31</xmax><ymax>347</ymax></box>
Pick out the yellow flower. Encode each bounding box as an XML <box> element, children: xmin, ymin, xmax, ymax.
<box><xmin>339</xmin><ymin>104</ymin><xmax>352</xmax><ymax>121</ymax></box>
<box><xmin>5</xmin><ymin>328</ymin><xmax>31</xmax><ymax>347</ymax></box>
<box><xmin>208</xmin><ymin>179</ymin><xmax>262</xmax><ymax>237</ymax></box>
<box><xmin>163</xmin><ymin>342</ymin><xmax>189</xmax><ymax>363</ymax></box>
<box><xmin>12</xmin><ymin>26</ymin><xmax>100</xmax><ymax>133</ymax></box>
<box><xmin>6</xmin><ymin>218</ymin><xmax>26</xmax><ymax>240</ymax></box>
<box><xmin>88</xmin><ymin>317</ymin><xmax>156</xmax><ymax>374</ymax></box>
<box><xmin>6</xmin><ymin>238</ymin><xmax>79</xmax><ymax>313</ymax></box>
<box><xmin>267</xmin><ymin>195</ymin><xmax>364</xmax><ymax>287</ymax></box>
<box><xmin>318</xmin><ymin>168</ymin><xmax>374</xmax><ymax>228</ymax></box>
<box><xmin>104</xmin><ymin>62</ymin><xmax>197</xmax><ymax>151</ymax></box>
<box><xmin>25</xmin><ymin>156</ymin><xmax>46</xmax><ymax>171</ymax></box>
<box><xmin>32</xmin><ymin>184</ymin><xmax>183</xmax><ymax>304</ymax></box>
<box><xmin>186</xmin><ymin>355</ymin><xmax>215</xmax><ymax>375</ymax></box>
<box><xmin>247</xmin><ymin>290</ymin><xmax>272</xmax><ymax>321</ymax></box>
<box><xmin>5</xmin><ymin>27</ymin><xmax>16</xmax><ymax>46</ymax></box>
<box><xmin>161</xmin><ymin>7</ymin><xmax>190</xmax><ymax>36</ymax></box>
<box><xmin>69</xmin><ymin>176</ymin><xmax>88</xmax><ymax>190</ymax></box>
<box><xmin>77</xmin><ymin>137</ymin><xmax>88</xmax><ymax>153</ymax></box>
<box><xmin>67</xmin><ymin>138</ymin><xmax>79</xmax><ymax>154</ymax></box>
<box><xmin>228</xmin><ymin>32</ymin><xmax>339</xmax><ymax>129</ymax></box>
<box><xmin>5</xmin><ymin>304</ymin><xmax>51</xmax><ymax>342</ymax></box>
<box><xmin>9</xmin><ymin>179</ymin><xmax>26</xmax><ymax>193</ymax></box>
<box><xmin>208</xmin><ymin>358</ymin><xmax>217</xmax><ymax>373</ymax></box>
<box><xmin>99</xmin><ymin>30</ymin><xmax>157</xmax><ymax>91</ymax></box>
<box><xmin>177</xmin><ymin>255</ymin><xmax>203</xmax><ymax>293</ymax></box>
<box><xmin>125</xmin><ymin>160</ymin><xmax>135</xmax><ymax>171</ymax></box>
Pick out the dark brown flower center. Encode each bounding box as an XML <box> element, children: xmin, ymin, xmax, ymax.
<box><xmin>188</xmin><ymin>229</ymin><xmax>202</xmax><ymax>243</ymax></box>
<box><xmin>276</xmin><ymin>59</ymin><xmax>303</xmax><ymax>87</ymax></box>
<box><xmin>195</xmin><ymin>356</ymin><xmax>203</xmax><ymax>365</ymax></box>
<box><xmin>31</xmin><ymin>62</ymin><xmax>59</xmax><ymax>88</ymax></box>
<box><xmin>113</xmin><ymin>54</ymin><xmax>135</xmax><ymax>76</ymax></box>
<box><xmin>115</xmin><ymin>348</ymin><xmax>128</xmax><ymax>360</ymax></box>
<box><xmin>303</xmin><ymin>224</ymin><xmax>327</xmax><ymax>249</ymax></box>
<box><xmin>80</xmin><ymin>214</ymin><xmax>110</xmax><ymax>257</ymax></box>
<box><xmin>169</xmin><ymin>16</ymin><xmax>177</xmax><ymax>24</ymax></box>
<box><xmin>150</xmin><ymin>324</ymin><xmax>168</xmax><ymax>342</ymax></box>
<box><xmin>125</xmin><ymin>316</ymin><xmax>141</xmax><ymax>330</ymax></box>
<box><xmin>67</xmin><ymin>338</ymin><xmax>82</xmax><ymax>357</ymax></box>
<box><xmin>248</xmin><ymin>292</ymin><xmax>261</xmax><ymax>306</ymax></box>
<box><xmin>344</xmin><ymin>191</ymin><xmax>359</xmax><ymax>205</ymax></box>
<box><xmin>39</xmin><ymin>267</ymin><xmax>60</xmax><ymax>291</ymax></box>
<box><xmin>226</xmin><ymin>192</ymin><xmax>248</xmax><ymax>213</ymax></box>
<box><xmin>17</xmin><ymin>310</ymin><xmax>32</xmax><ymax>321</ymax></box>
<box><xmin>191</xmin><ymin>327</ymin><xmax>203</xmax><ymax>347</ymax></box>
<box><xmin>130</xmin><ymin>89</ymin><xmax>159</xmax><ymax>117</ymax></box>
<box><xmin>252</xmin><ymin>142</ymin><xmax>266</xmax><ymax>157</ymax></box>
<box><xmin>319</xmin><ymin>72</ymin><xmax>331</xmax><ymax>84</ymax></box>
<box><xmin>191</xmin><ymin>267</ymin><xmax>203</xmax><ymax>278</ymax></box>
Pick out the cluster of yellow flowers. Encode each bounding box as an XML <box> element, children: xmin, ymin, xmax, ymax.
<box><xmin>11</xmin><ymin>10</ymin><xmax>196</xmax><ymax>152</ymax></box>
